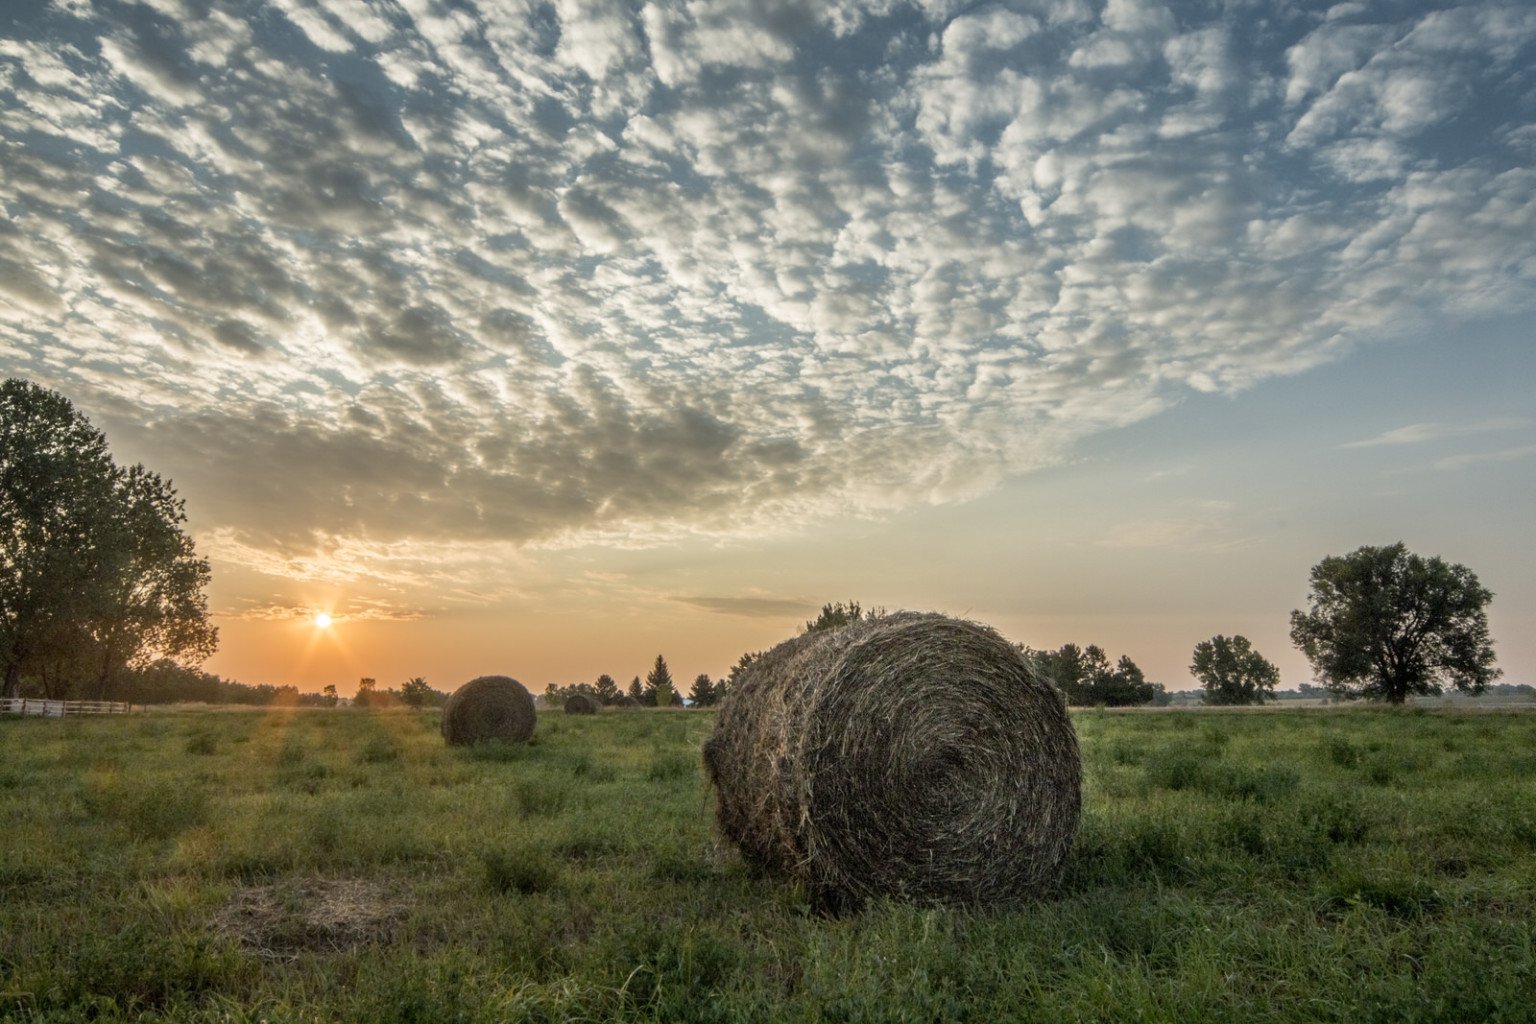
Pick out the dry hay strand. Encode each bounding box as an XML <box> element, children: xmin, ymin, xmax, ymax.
<box><xmin>702</xmin><ymin>612</ymin><xmax>1080</xmax><ymax>912</ymax></box>
<box><xmin>211</xmin><ymin>878</ymin><xmax>406</xmax><ymax>960</ymax></box>
<box><xmin>441</xmin><ymin>675</ymin><xmax>536</xmax><ymax>745</ymax></box>
<box><xmin>564</xmin><ymin>693</ymin><xmax>600</xmax><ymax>715</ymax></box>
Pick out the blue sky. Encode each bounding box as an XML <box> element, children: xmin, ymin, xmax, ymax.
<box><xmin>1</xmin><ymin>0</ymin><xmax>1532</xmax><ymax>691</ymax></box>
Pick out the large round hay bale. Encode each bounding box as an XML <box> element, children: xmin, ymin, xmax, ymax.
<box><xmin>564</xmin><ymin>693</ymin><xmax>600</xmax><ymax>715</ymax></box>
<box><xmin>703</xmin><ymin>613</ymin><xmax>1080</xmax><ymax>912</ymax></box>
<box><xmin>441</xmin><ymin>675</ymin><xmax>536</xmax><ymax>746</ymax></box>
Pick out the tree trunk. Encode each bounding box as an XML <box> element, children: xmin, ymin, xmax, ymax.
<box><xmin>1</xmin><ymin>660</ymin><xmax>18</xmax><ymax>699</ymax></box>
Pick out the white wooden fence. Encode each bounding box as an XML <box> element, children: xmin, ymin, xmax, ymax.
<box><xmin>0</xmin><ymin>697</ymin><xmax>132</xmax><ymax>717</ymax></box>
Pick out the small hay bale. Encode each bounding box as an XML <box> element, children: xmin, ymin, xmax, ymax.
<box><xmin>702</xmin><ymin>612</ymin><xmax>1080</xmax><ymax>912</ymax></box>
<box><xmin>564</xmin><ymin>693</ymin><xmax>600</xmax><ymax>715</ymax></box>
<box><xmin>441</xmin><ymin>675</ymin><xmax>536</xmax><ymax>746</ymax></box>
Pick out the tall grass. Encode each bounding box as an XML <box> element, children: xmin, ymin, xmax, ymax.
<box><xmin>1</xmin><ymin>706</ymin><xmax>1532</xmax><ymax>1022</ymax></box>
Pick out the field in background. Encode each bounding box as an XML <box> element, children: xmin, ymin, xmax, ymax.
<box><xmin>2</xmin><ymin>706</ymin><xmax>1534</xmax><ymax>1022</ymax></box>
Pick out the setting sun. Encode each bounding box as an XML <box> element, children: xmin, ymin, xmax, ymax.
<box><xmin>313</xmin><ymin>612</ymin><xmax>332</xmax><ymax>629</ymax></box>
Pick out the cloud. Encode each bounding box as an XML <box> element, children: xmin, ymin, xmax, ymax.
<box><xmin>673</xmin><ymin>596</ymin><xmax>816</xmax><ymax>618</ymax></box>
<box><xmin>1341</xmin><ymin>418</ymin><xmax>1530</xmax><ymax>448</ymax></box>
<box><xmin>2</xmin><ymin>0</ymin><xmax>1534</xmax><ymax>584</ymax></box>
<box><xmin>1430</xmin><ymin>445</ymin><xmax>1536</xmax><ymax>472</ymax></box>
<box><xmin>225</xmin><ymin>601</ymin><xmax>426</xmax><ymax>622</ymax></box>
<box><xmin>1097</xmin><ymin>500</ymin><xmax>1245</xmax><ymax>551</ymax></box>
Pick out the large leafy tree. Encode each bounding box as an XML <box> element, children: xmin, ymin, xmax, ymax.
<box><xmin>1</xmin><ymin>379</ymin><xmax>216</xmax><ymax>699</ymax></box>
<box><xmin>1190</xmin><ymin>634</ymin><xmax>1279</xmax><ymax>705</ymax></box>
<box><xmin>1289</xmin><ymin>543</ymin><xmax>1498</xmax><ymax>704</ymax></box>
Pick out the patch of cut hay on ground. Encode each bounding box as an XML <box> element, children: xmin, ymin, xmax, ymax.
<box><xmin>211</xmin><ymin>878</ymin><xmax>406</xmax><ymax>960</ymax></box>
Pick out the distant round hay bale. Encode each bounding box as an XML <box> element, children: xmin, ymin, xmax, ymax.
<box><xmin>441</xmin><ymin>675</ymin><xmax>536</xmax><ymax>746</ymax></box>
<box><xmin>564</xmin><ymin>693</ymin><xmax>600</xmax><ymax>715</ymax></box>
<box><xmin>702</xmin><ymin>613</ymin><xmax>1080</xmax><ymax>912</ymax></box>
<box><xmin>612</xmin><ymin>695</ymin><xmax>640</xmax><ymax>709</ymax></box>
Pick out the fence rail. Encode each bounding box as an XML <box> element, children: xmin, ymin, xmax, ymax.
<box><xmin>0</xmin><ymin>697</ymin><xmax>132</xmax><ymax>717</ymax></box>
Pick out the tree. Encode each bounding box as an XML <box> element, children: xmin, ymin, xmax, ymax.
<box><xmin>322</xmin><ymin>684</ymin><xmax>339</xmax><ymax>708</ymax></box>
<box><xmin>647</xmin><ymin>654</ymin><xmax>674</xmax><ymax>708</ymax></box>
<box><xmin>399</xmin><ymin>676</ymin><xmax>444</xmax><ymax>708</ymax></box>
<box><xmin>1</xmin><ymin>379</ymin><xmax>216</xmax><ymax>699</ymax></box>
<box><xmin>83</xmin><ymin>465</ymin><xmax>217</xmax><ymax>698</ymax></box>
<box><xmin>354</xmin><ymin>677</ymin><xmax>380</xmax><ymax>707</ymax></box>
<box><xmin>1289</xmin><ymin>543</ymin><xmax>1499</xmax><ymax>704</ymax></box>
<box><xmin>1190</xmin><ymin>635</ymin><xmax>1279</xmax><ymax>706</ymax></box>
<box><xmin>803</xmin><ymin>600</ymin><xmax>883</xmax><ymax>635</ymax></box>
<box><xmin>1033</xmin><ymin>643</ymin><xmax>1161</xmax><ymax>706</ymax></box>
<box><xmin>688</xmin><ymin>673</ymin><xmax>719</xmax><ymax>707</ymax></box>
<box><xmin>723</xmin><ymin>651</ymin><xmax>758</xmax><ymax>696</ymax></box>
<box><xmin>628</xmin><ymin>676</ymin><xmax>643</xmax><ymax>702</ymax></box>
<box><xmin>594</xmin><ymin>673</ymin><xmax>621</xmax><ymax>705</ymax></box>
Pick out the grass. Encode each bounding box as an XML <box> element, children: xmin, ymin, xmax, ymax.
<box><xmin>0</xmin><ymin>706</ymin><xmax>1533</xmax><ymax>1022</ymax></box>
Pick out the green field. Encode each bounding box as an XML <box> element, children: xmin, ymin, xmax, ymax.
<box><xmin>2</xmin><ymin>706</ymin><xmax>1534</xmax><ymax>1023</ymax></box>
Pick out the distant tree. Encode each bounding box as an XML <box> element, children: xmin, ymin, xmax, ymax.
<box><xmin>803</xmin><ymin>600</ymin><xmax>884</xmax><ymax>635</ymax></box>
<box><xmin>628</xmin><ymin>676</ymin><xmax>644</xmax><ymax>703</ymax></box>
<box><xmin>1289</xmin><ymin>543</ymin><xmax>1499</xmax><ymax>704</ymax></box>
<box><xmin>1191</xmin><ymin>635</ymin><xmax>1280</xmax><ymax>706</ymax></box>
<box><xmin>322</xmin><ymin>683</ymin><xmax>339</xmax><ymax>708</ymax></box>
<box><xmin>688</xmin><ymin>673</ymin><xmax>719</xmax><ymax>707</ymax></box>
<box><xmin>1033</xmin><ymin>643</ymin><xmax>1160</xmax><ymax>706</ymax></box>
<box><xmin>594</xmin><ymin>673</ymin><xmax>621</xmax><ymax>705</ymax></box>
<box><xmin>1</xmin><ymin>379</ymin><xmax>216</xmax><ymax>699</ymax></box>
<box><xmin>353</xmin><ymin>677</ymin><xmax>380</xmax><ymax>708</ymax></box>
<box><xmin>723</xmin><ymin>651</ymin><xmax>758</xmax><ymax>697</ymax></box>
<box><xmin>399</xmin><ymin>676</ymin><xmax>445</xmax><ymax>708</ymax></box>
<box><xmin>647</xmin><ymin>654</ymin><xmax>675</xmax><ymax>709</ymax></box>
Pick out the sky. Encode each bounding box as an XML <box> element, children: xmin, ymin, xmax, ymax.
<box><xmin>1</xmin><ymin>0</ymin><xmax>1533</xmax><ymax>697</ymax></box>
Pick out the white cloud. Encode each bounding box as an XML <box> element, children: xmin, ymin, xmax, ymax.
<box><xmin>2</xmin><ymin>0</ymin><xmax>1534</xmax><ymax>582</ymax></box>
<box><xmin>1342</xmin><ymin>417</ymin><xmax>1531</xmax><ymax>449</ymax></box>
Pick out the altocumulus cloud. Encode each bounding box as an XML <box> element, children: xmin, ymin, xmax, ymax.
<box><xmin>3</xmin><ymin>0</ymin><xmax>1535</xmax><ymax>579</ymax></box>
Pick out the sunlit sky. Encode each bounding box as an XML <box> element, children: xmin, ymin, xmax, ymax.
<box><xmin>3</xmin><ymin>0</ymin><xmax>1533</xmax><ymax>696</ymax></box>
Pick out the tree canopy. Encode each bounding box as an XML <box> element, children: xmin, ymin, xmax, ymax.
<box><xmin>593</xmin><ymin>673</ymin><xmax>621</xmax><ymax>705</ymax></box>
<box><xmin>688</xmin><ymin>672</ymin><xmax>721</xmax><ymax>707</ymax></box>
<box><xmin>1</xmin><ymin>379</ymin><xmax>217</xmax><ymax>699</ymax></box>
<box><xmin>1190</xmin><ymin>634</ymin><xmax>1279</xmax><ymax>705</ymax></box>
<box><xmin>1289</xmin><ymin>542</ymin><xmax>1498</xmax><ymax>704</ymax></box>
<box><xmin>803</xmin><ymin>600</ymin><xmax>882</xmax><ymax>635</ymax></box>
<box><xmin>1031</xmin><ymin>643</ymin><xmax>1163</xmax><ymax>707</ymax></box>
<box><xmin>646</xmin><ymin>654</ymin><xmax>675</xmax><ymax>707</ymax></box>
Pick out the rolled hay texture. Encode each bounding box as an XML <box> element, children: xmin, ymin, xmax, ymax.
<box><xmin>441</xmin><ymin>675</ymin><xmax>536</xmax><ymax>745</ymax></box>
<box><xmin>564</xmin><ymin>693</ymin><xmax>600</xmax><ymax>715</ymax></box>
<box><xmin>703</xmin><ymin>613</ymin><xmax>1080</xmax><ymax>912</ymax></box>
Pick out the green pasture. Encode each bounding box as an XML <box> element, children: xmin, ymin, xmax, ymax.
<box><xmin>1</xmin><ymin>706</ymin><xmax>1533</xmax><ymax>1022</ymax></box>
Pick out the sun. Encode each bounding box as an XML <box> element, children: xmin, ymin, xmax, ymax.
<box><xmin>313</xmin><ymin>612</ymin><xmax>332</xmax><ymax>629</ymax></box>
